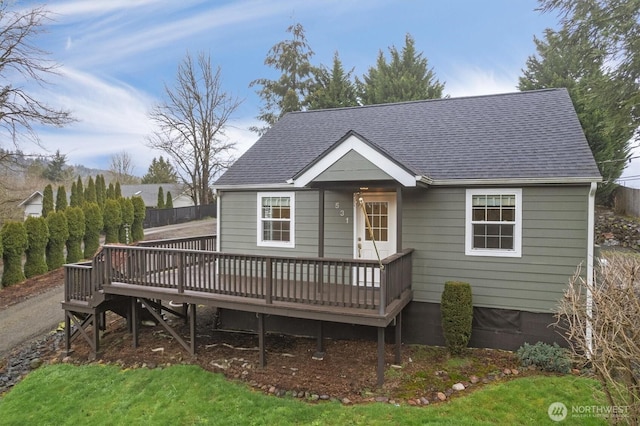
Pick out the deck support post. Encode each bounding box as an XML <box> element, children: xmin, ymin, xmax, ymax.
<box><xmin>131</xmin><ymin>297</ymin><xmax>139</xmax><ymax>348</ymax></box>
<box><xmin>258</xmin><ymin>313</ymin><xmax>266</xmax><ymax>368</ymax></box>
<box><xmin>64</xmin><ymin>311</ymin><xmax>71</xmax><ymax>355</ymax></box>
<box><xmin>377</xmin><ymin>327</ymin><xmax>385</xmax><ymax>387</ymax></box>
<box><xmin>190</xmin><ymin>304</ymin><xmax>197</xmax><ymax>354</ymax></box>
<box><xmin>313</xmin><ymin>321</ymin><xmax>325</xmax><ymax>360</ymax></box>
<box><xmin>394</xmin><ymin>312</ymin><xmax>402</xmax><ymax>364</ymax></box>
<box><xmin>93</xmin><ymin>309</ymin><xmax>100</xmax><ymax>357</ymax></box>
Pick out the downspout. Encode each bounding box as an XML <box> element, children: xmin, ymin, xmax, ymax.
<box><xmin>216</xmin><ymin>190</ymin><xmax>221</xmax><ymax>252</ymax></box>
<box><xmin>586</xmin><ymin>182</ymin><xmax>597</xmax><ymax>356</ymax></box>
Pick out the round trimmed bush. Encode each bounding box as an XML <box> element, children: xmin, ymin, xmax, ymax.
<box><xmin>441</xmin><ymin>281</ymin><xmax>473</xmax><ymax>355</ymax></box>
<box><xmin>46</xmin><ymin>210</ymin><xmax>69</xmax><ymax>270</ymax></box>
<box><xmin>1</xmin><ymin>221</ymin><xmax>28</xmax><ymax>286</ymax></box>
<box><xmin>24</xmin><ymin>216</ymin><xmax>49</xmax><ymax>278</ymax></box>
<box><xmin>65</xmin><ymin>206</ymin><xmax>86</xmax><ymax>263</ymax></box>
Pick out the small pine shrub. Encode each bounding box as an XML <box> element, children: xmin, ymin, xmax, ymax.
<box><xmin>441</xmin><ymin>281</ymin><xmax>473</xmax><ymax>355</ymax></box>
<box><xmin>516</xmin><ymin>342</ymin><xmax>571</xmax><ymax>374</ymax></box>
<box><xmin>1</xmin><ymin>221</ymin><xmax>28</xmax><ymax>286</ymax></box>
<box><xmin>24</xmin><ymin>216</ymin><xmax>49</xmax><ymax>278</ymax></box>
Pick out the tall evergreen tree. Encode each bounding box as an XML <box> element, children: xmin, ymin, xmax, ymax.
<box><xmin>141</xmin><ymin>156</ymin><xmax>178</xmax><ymax>184</ymax></box>
<box><xmin>83</xmin><ymin>203</ymin><xmax>103</xmax><ymax>258</ymax></box>
<box><xmin>103</xmin><ymin>199</ymin><xmax>121</xmax><ymax>244</ymax></box>
<box><xmin>23</xmin><ymin>216</ymin><xmax>48</xmax><ymax>278</ymax></box>
<box><xmin>42</xmin><ymin>184</ymin><xmax>54</xmax><ymax>218</ymax></box>
<box><xmin>1</xmin><ymin>222</ymin><xmax>28</xmax><ymax>286</ymax></box>
<box><xmin>358</xmin><ymin>34</ymin><xmax>444</xmax><ymax>105</ymax></box>
<box><xmin>165</xmin><ymin>191</ymin><xmax>173</xmax><ymax>209</ymax></box>
<box><xmin>115</xmin><ymin>181</ymin><xmax>122</xmax><ymax>199</ymax></box>
<box><xmin>157</xmin><ymin>186</ymin><xmax>165</xmax><ymax>209</ymax></box>
<box><xmin>85</xmin><ymin>176</ymin><xmax>96</xmax><ymax>204</ymax></box>
<box><xmin>518</xmin><ymin>28</ymin><xmax>637</xmax><ymax>202</ymax></box>
<box><xmin>307</xmin><ymin>52</ymin><xmax>358</xmax><ymax>110</ymax></box>
<box><xmin>45</xmin><ymin>210</ymin><xmax>68</xmax><ymax>270</ymax></box>
<box><xmin>55</xmin><ymin>185</ymin><xmax>67</xmax><ymax>212</ymax></box>
<box><xmin>131</xmin><ymin>196</ymin><xmax>145</xmax><ymax>242</ymax></box>
<box><xmin>41</xmin><ymin>150</ymin><xmax>72</xmax><ymax>182</ymax></box>
<box><xmin>76</xmin><ymin>176</ymin><xmax>84</xmax><ymax>206</ymax></box>
<box><xmin>106</xmin><ymin>182</ymin><xmax>115</xmax><ymax>199</ymax></box>
<box><xmin>96</xmin><ymin>174</ymin><xmax>106</xmax><ymax>210</ymax></box>
<box><xmin>69</xmin><ymin>181</ymin><xmax>78</xmax><ymax>207</ymax></box>
<box><xmin>250</xmin><ymin>23</ymin><xmax>315</xmax><ymax>134</ymax></box>
<box><xmin>65</xmin><ymin>206</ymin><xmax>85</xmax><ymax>263</ymax></box>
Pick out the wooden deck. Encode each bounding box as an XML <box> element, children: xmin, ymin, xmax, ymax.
<box><xmin>62</xmin><ymin>235</ymin><xmax>414</xmax><ymax>385</ymax></box>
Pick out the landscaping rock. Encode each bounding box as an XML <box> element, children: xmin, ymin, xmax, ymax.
<box><xmin>469</xmin><ymin>375</ymin><xmax>479</xmax><ymax>384</ymax></box>
<box><xmin>436</xmin><ymin>392</ymin><xmax>447</xmax><ymax>401</ymax></box>
<box><xmin>452</xmin><ymin>382</ymin><xmax>465</xmax><ymax>391</ymax></box>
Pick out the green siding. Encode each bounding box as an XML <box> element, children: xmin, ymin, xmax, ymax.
<box><xmin>314</xmin><ymin>150</ymin><xmax>393</xmax><ymax>182</ymax></box>
<box><xmin>403</xmin><ymin>186</ymin><xmax>589</xmax><ymax>313</ymax></box>
<box><xmin>219</xmin><ymin>190</ymin><xmax>353</xmax><ymax>258</ymax></box>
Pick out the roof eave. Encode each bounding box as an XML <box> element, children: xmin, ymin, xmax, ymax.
<box><xmin>430</xmin><ymin>176</ymin><xmax>603</xmax><ymax>186</ymax></box>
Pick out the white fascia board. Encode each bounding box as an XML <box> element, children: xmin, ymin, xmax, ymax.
<box><xmin>293</xmin><ymin>135</ymin><xmax>416</xmax><ymax>187</ymax></box>
<box><xmin>212</xmin><ymin>183</ymin><xmax>294</xmax><ymax>191</ymax></box>
<box><xmin>431</xmin><ymin>177</ymin><xmax>602</xmax><ymax>186</ymax></box>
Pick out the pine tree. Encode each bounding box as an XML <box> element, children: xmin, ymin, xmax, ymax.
<box><xmin>307</xmin><ymin>52</ymin><xmax>358</xmax><ymax>110</ymax></box>
<box><xmin>141</xmin><ymin>156</ymin><xmax>178</xmax><ymax>184</ymax></box>
<box><xmin>358</xmin><ymin>34</ymin><xmax>444</xmax><ymax>105</ymax></box>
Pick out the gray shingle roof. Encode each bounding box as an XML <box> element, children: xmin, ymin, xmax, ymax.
<box><xmin>215</xmin><ymin>89</ymin><xmax>601</xmax><ymax>186</ymax></box>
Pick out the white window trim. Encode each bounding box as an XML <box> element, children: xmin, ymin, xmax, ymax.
<box><xmin>257</xmin><ymin>192</ymin><xmax>295</xmax><ymax>248</ymax></box>
<box><xmin>465</xmin><ymin>188</ymin><xmax>522</xmax><ymax>258</ymax></box>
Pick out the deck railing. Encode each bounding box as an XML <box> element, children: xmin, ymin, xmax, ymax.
<box><xmin>63</xmin><ymin>234</ymin><xmax>412</xmax><ymax>314</ymax></box>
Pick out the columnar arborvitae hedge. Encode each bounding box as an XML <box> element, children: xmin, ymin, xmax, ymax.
<box><xmin>85</xmin><ymin>176</ymin><xmax>97</xmax><ymax>204</ymax></box>
<box><xmin>1</xmin><ymin>221</ymin><xmax>28</xmax><ymax>287</ymax></box>
<box><xmin>96</xmin><ymin>174</ymin><xmax>106</xmax><ymax>210</ymax></box>
<box><xmin>103</xmin><ymin>199</ymin><xmax>122</xmax><ymax>244</ymax></box>
<box><xmin>65</xmin><ymin>206</ymin><xmax>86</xmax><ymax>263</ymax></box>
<box><xmin>46</xmin><ymin>210</ymin><xmax>69</xmax><ymax>271</ymax></box>
<box><xmin>118</xmin><ymin>198</ymin><xmax>134</xmax><ymax>243</ymax></box>
<box><xmin>131</xmin><ymin>196</ymin><xmax>145</xmax><ymax>242</ymax></box>
<box><xmin>83</xmin><ymin>202</ymin><xmax>103</xmax><ymax>258</ymax></box>
<box><xmin>157</xmin><ymin>186</ymin><xmax>165</xmax><ymax>208</ymax></box>
<box><xmin>106</xmin><ymin>182</ymin><xmax>115</xmax><ymax>200</ymax></box>
<box><xmin>69</xmin><ymin>181</ymin><xmax>78</xmax><ymax>207</ymax></box>
<box><xmin>42</xmin><ymin>184</ymin><xmax>54</xmax><ymax>218</ymax></box>
<box><xmin>115</xmin><ymin>181</ymin><xmax>122</xmax><ymax>199</ymax></box>
<box><xmin>165</xmin><ymin>191</ymin><xmax>173</xmax><ymax>209</ymax></box>
<box><xmin>76</xmin><ymin>176</ymin><xmax>84</xmax><ymax>206</ymax></box>
<box><xmin>441</xmin><ymin>281</ymin><xmax>473</xmax><ymax>355</ymax></box>
<box><xmin>24</xmin><ymin>216</ymin><xmax>49</xmax><ymax>278</ymax></box>
<box><xmin>55</xmin><ymin>185</ymin><xmax>67</xmax><ymax>212</ymax></box>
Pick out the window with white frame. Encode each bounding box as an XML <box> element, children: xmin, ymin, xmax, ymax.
<box><xmin>257</xmin><ymin>192</ymin><xmax>295</xmax><ymax>248</ymax></box>
<box><xmin>465</xmin><ymin>188</ymin><xmax>522</xmax><ymax>257</ymax></box>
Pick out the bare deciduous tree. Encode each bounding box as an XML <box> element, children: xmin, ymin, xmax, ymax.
<box><xmin>108</xmin><ymin>151</ymin><xmax>138</xmax><ymax>184</ymax></box>
<box><xmin>0</xmin><ymin>3</ymin><xmax>74</xmax><ymax>152</ymax></box>
<box><xmin>556</xmin><ymin>255</ymin><xmax>640</xmax><ymax>424</ymax></box>
<box><xmin>147</xmin><ymin>52</ymin><xmax>241</xmax><ymax>205</ymax></box>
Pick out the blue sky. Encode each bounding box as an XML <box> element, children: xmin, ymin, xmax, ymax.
<box><xmin>22</xmin><ymin>0</ymin><xmax>566</xmax><ymax>176</ymax></box>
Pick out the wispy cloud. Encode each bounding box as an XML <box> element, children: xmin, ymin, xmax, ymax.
<box><xmin>445</xmin><ymin>65</ymin><xmax>520</xmax><ymax>97</ymax></box>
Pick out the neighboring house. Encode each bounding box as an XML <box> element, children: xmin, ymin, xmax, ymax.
<box><xmin>18</xmin><ymin>191</ymin><xmax>44</xmax><ymax>220</ymax></box>
<box><xmin>213</xmin><ymin>88</ymin><xmax>601</xmax><ymax>350</ymax></box>
<box><xmin>120</xmin><ymin>184</ymin><xmax>193</xmax><ymax>208</ymax></box>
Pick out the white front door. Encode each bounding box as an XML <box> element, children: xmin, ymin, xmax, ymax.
<box><xmin>354</xmin><ymin>193</ymin><xmax>397</xmax><ymax>285</ymax></box>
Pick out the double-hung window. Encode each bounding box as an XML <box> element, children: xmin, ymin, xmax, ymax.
<box><xmin>257</xmin><ymin>192</ymin><xmax>295</xmax><ymax>248</ymax></box>
<box><xmin>465</xmin><ymin>189</ymin><xmax>522</xmax><ymax>257</ymax></box>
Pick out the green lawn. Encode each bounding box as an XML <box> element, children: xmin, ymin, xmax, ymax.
<box><xmin>0</xmin><ymin>364</ymin><xmax>606</xmax><ymax>425</ymax></box>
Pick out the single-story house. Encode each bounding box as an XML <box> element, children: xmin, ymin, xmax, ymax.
<box><xmin>213</xmin><ymin>88</ymin><xmax>601</xmax><ymax>350</ymax></box>
<box><xmin>18</xmin><ymin>191</ymin><xmax>44</xmax><ymax>220</ymax></box>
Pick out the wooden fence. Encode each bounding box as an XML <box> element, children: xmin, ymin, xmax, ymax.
<box><xmin>614</xmin><ymin>186</ymin><xmax>640</xmax><ymax>217</ymax></box>
<box><xmin>143</xmin><ymin>204</ymin><xmax>216</xmax><ymax>228</ymax></box>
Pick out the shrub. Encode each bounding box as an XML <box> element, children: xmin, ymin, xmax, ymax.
<box><xmin>83</xmin><ymin>202</ymin><xmax>103</xmax><ymax>258</ymax></box>
<box><xmin>165</xmin><ymin>191</ymin><xmax>173</xmax><ymax>209</ymax></box>
<box><xmin>516</xmin><ymin>342</ymin><xmax>571</xmax><ymax>374</ymax></box>
<box><xmin>24</xmin><ymin>216</ymin><xmax>49</xmax><ymax>278</ymax></box>
<box><xmin>115</xmin><ymin>181</ymin><xmax>122</xmax><ymax>199</ymax></box>
<box><xmin>76</xmin><ymin>176</ymin><xmax>84</xmax><ymax>206</ymax></box>
<box><xmin>96</xmin><ymin>174</ymin><xmax>106</xmax><ymax>210</ymax></box>
<box><xmin>85</xmin><ymin>176</ymin><xmax>97</xmax><ymax>204</ymax></box>
<box><xmin>1</xmin><ymin>221</ymin><xmax>28</xmax><ymax>286</ymax></box>
<box><xmin>131</xmin><ymin>196</ymin><xmax>145</xmax><ymax>242</ymax></box>
<box><xmin>55</xmin><ymin>185</ymin><xmax>67</xmax><ymax>212</ymax></box>
<box><xmin>103</xmin><ymin>199</ymin><xmax>121</xmax><ymax>244</ymax></box>
<box><xmin>42</xmin><ymin>184</ymin><xmax>54</xmax><ymax>218</ymax></box>
<box><xmin>157</xmin><ymin>186</ymin><xmax>165</xmax><ymax>209</ymax></box>
<box><xmin>441</xmin><ymin>281</ymin><xmax>473</xmax><ymax>355</ymax></box>
<box><xmin>46</xmin><ymin>210</ymin><xmax>69</xmax><ymax>270</ymax></box>
<box><xmin>118</xmin><ymin>198</ymin><xmax>134</xmax><ymax>243</ymax></box>
<box><xmin>65</xmin><ymin>206</ymin><xmax>86</xmax><ymax>263</ymax></box>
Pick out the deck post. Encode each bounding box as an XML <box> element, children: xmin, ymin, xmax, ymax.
<box><xmin>379</xmin><ymin>268</ymin><xmax>387</xmax><ymax>315</ymax></box>
<box><xmin>258</xmin><ymin>313</ymin><xmax>266</xmax><ymax>368</ymax></box>
<box><xmin>394</xmin><ymin>312</ymin><xmax>402</xmax><ymax>364</ymax></box>
<box><xmin>189</xmin><ymin>304</ymin><xmax>197</xmax><ymax>355</ymax></box>
<box><xmin>265</xmin><ymin>258</ymin><xmax>272</xmax><ymax>304</ymax></box>
<box><xmin>64</xmin><ymin>311</ymin><xmax>71</xmax><ymax>355</ymax></box>
<box><xmin>131</xmin><ymin>297</ymin><xmax>139</xmax><ymax>348</ymax></box>
<box><xmin>318</xmin><ymin>189</ymin><xmax>325</xmax><ymax>258</ymax></box>
<box><xmin>377</xmin><ymin>327</ymin><xmax>385</xmax><ymax>387</ymax></box>
<box><xmin>92</xmin><ymin>308</ymin><xmax>100</xmax><ymax>357</ymax></box>
<box><xmin>313</xmin><ymin>321</ymin><xmax>325</xmax><ymax>360</ymax></box>
<box><xmin>177</xmin><ymin>252</ymin><xmax>185</xmax><ymax>294</ymax></box>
